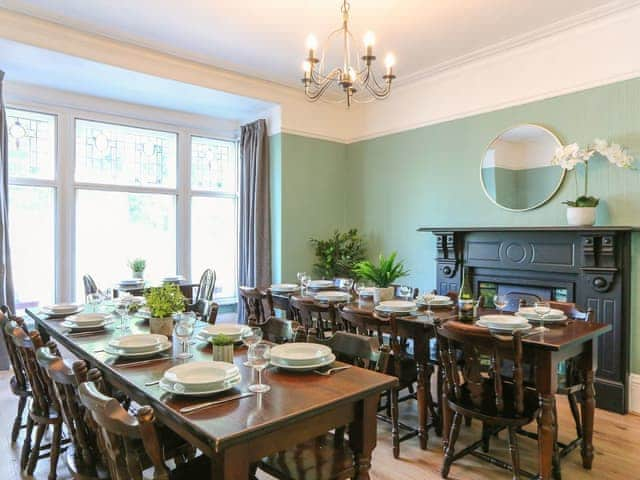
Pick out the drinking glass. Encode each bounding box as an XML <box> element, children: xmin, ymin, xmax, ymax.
<box><xmin>86</xmin><ymin>293</ymin><xmax>101</xmax><ymax>313</ymax></box>
<box><xmin>249</xmin><ymin>343</ymin><xmax>271</xmax><ymax>393</ymax></box>
<box><xmin>116</xmin><ymin>297</ymin><xmax>132</xmax><ymax>332</ymax></box>
<box><xmin>242</xmin><ymin>327</ymin><xmax>264</xmax><ymax>366</ymax></box>
<box><xmin>534</xmin><ymin>301</ymin><xmax>551</xmax><ymax>328</ymax></box>
<box><xmin>493</xmin><ymin>295</ymin><xmax>507</xmax><ymax>315</ymax></box>
<box><xmin>297</xmin><ymin>271</ymin><xmax>307</xmax><ymax>289</ymax></box>
<box><xmin>398</xmin><ymin>285</ymin><xmax>413</xmax><ymax>301</ymax></box>
<box><xmin>174</xmin><ymin>315</ymin><xmax>196</xmax><ymax>359</ymax></box>
<box><xmin>341</xmin><ymin>278</ymin><xmax>354</xmax><ymax>293</ymax></box>
<box><xmin>300</xmin><ymin>274</ymin><xmax>311</xmax><ymax>296</ymax></box>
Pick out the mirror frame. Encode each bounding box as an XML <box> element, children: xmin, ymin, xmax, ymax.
<box><xmin>480</xmin><ymin>123</ymin><xmax>565</xmax><ymax>212</ymax></box>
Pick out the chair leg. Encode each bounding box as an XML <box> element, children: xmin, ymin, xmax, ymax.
<box><xmin>48</xmin><ymin>422</ymin><xmax>62</xmax><ymax>480</ymax></box>
<box><xmin>435</xmin><ymin>368</ymin><xmax>444</xmax><ymax>436</ymax></box>
<box><xmin>391</xmin><ymin>388</ymin><xmax>400</xmax><ymax>459</ymax></box>
<box><xmin>481</xmin><ymin>422</ymin><xmax>491</xmax><ymax>453</ymax></box>
<box><xmin>20</xmin><ymin>416</ymin><xmax>34</xmax><ymax>471</ymax></box>
<box><xmin>552</xmin><ymin>400</ymin><xmax>562</xmax><ymax>480</ymax></box>
<box><xmin>568</xmin><ymin>392</ymin><xmax>583</xmax><ymax>439</ymax></box>
<box><xmin>27</xmin><ymin>423</ymin><xmax>46</xmax><ymax>475</ymax></box>
<box><xmin>441</xmin><ymin>413</ymin><xmax>462</xmax><ymax>478</ymax></box>
<box><xmin>507</xmin><ymin>427</ymin><xmax>521</xmax><ymax>480</ymax></box>
<box><xmin>12</xmin><ymin>396</ymin><xmax>27</xmax><ymax>444</ymax></box>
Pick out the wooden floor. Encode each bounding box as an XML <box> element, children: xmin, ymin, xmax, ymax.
<box><xmin>1</xmin><ymin>369</ymin><xmax>639</xmax><ymax>480</ymax></box>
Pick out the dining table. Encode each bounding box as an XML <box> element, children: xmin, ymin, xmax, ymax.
<box><xmin>26</xmin><ymin>307</ymin><xmax>397</xmax><ymax>479</ymax></box>
<box><xmin>114</xmin><ymin>279</ymin><xmax>199</xmax><ymax>299</ymax></box>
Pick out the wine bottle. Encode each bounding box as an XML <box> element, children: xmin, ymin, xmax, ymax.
<box><xmin>458</xmin><ymin>266</ymin><xmax>474</xmax><ymax>321</ymax></box>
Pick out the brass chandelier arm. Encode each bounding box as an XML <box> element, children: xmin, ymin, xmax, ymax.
<box><xmin>304</xmin><ymin>78</ymin><xmax>340</xmax><ymax>102</ymax></box>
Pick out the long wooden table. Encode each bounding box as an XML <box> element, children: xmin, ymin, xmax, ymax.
<box><xmin>27</xmin><ymin>309</ymin><xmax>397</xmax><ymax>479</ymax></box>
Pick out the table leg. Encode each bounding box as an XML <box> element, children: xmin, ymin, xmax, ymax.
<box><xmin>349</xmin><ymin>395</ymin><xmax>378</xmax><ymax>480</ymax></box>
<box><xmin>417</xmin><ymin>362</ymin><xmax>429</xmax><ymax>450</ymax></box>
<box><xmin>580</xmin><ymin>339</ymin><xmax>596</xmax><ymax>469</ymax></box>
<box><xmin>536</xmin><ymin>352</ymin><xmax>557</xmax><ymax>480</ymax></box>
<box><xmin>211</xmin><ymin>443</ymin><xmax>250</xmax><ymax>480</ymax></box>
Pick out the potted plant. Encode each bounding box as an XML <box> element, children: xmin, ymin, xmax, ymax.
<box><xmin>353</xmin><ymin>251</ymin><xmax>409</xmax><ymax>302</ymax></box>
<box><xmin>211</xmin><ymin>334</ymin><xmax>234</xmax><ymax>363</ymax></box>
<box><xmin>144</xmin><ymin>284</ymin><xmax>185</xmax><ymax>336</ymax></box>
<box><xmin>128</xmin><ymin>258</ymin><xmax>146</xmax><ymax>279</ymax></box>
<box><xmin>552</xmin><ymin>139</ymin><xmax>633</xmax><ymax>226</ymax></box>
<box><xmin>310</xmin><ymin>229</ymin><xmax>367</xmax><ymax>280</ymax></box>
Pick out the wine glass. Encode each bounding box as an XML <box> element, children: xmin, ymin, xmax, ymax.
<box><xmin>174</xmin><ymin>315</ymin><xmax>196</xmax><ymax>359</ymax></box>
<box><xmin>242</xmin><ymin>327</ymin><xmax>263</xmax><ymax>366</ymax></box>
<box><xmin>493</xmin><ymin>295</ymin><xmax>507</xmax><ymax>315</ymax></box>
<box><xmin>249</xmin><ymin>343</ymin><xmax>271</xmax><ymax>393</ymax></box>
<box><xmin>297</xmin><ymin>272</ymin><xmax>307</xmax><ymax>290</ymax></box>
<box><xmin>116</xmin><ymin>296</ymin><xmax>132</xmax><ymax>332</ymax></box>
<box><xmin>534</xmin><ymin>301</ymin><xmax>551</xmax><ymax>328</ymax></box>
<box><xmin>300</xmin><ymin>274</ymin><xmax>311</xmax><ymax>296</ymax></box>
<box><xmin>86</xmin><ymin>293</ymin><xmax>101</xmax><ymax>313</ymax></box>
<box><xmin>398</xmin><ymin>285</ymin><xmax>413</xmax><ymax>301</ymax></box>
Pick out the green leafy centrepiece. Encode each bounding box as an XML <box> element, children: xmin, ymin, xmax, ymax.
<box><xmin>353</xmin><ymin>252</ymin><xmax>409</xmax><ymax>288</ymax></box>
<box><xmin>210</xmin><ymin>334</ymin><xmax>234</xmax><ymax>347</ymax></box>
<box><xmin>310</xmin><ymin>229</ymin><xmax>367</xmax><ymax>279</ymax></box>
<box><xmin>144</xmin><ymin>284</ymin><xmax>185</xmax><ymax>319</ymax></box>
<box><xmin>128</xmin><ymin>258</ymin><xmax>146</xmax><ymax>273</ymax></box>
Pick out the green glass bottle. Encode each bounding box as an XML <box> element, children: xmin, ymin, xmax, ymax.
<box><xmin>458</xmin><ymin>266</ymin><xmax>474</xmax><ymax>321</ymax></box>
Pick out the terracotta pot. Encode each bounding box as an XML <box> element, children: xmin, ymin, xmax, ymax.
<box><xmin>373</xmin><ymin>286</ymin><xmax>394</xmax><ymax>303</ymax></box>
<box><xmin>566</xmin><ymin>206</ymin><xmax>596</xmax><ymax>226</ymax></box>
<box><xmin>149</xmin><ymin>317</ymin><xmax>173</xmax><ymax>336</ymax></box>
<box><xmin>212</xmin><ymin>344</ymin><xmax>234</xmax><ymax>363</ymax></box>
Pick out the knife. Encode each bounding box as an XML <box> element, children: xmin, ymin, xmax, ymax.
<box><xmin>179</xmin><ymin>392</ymin><xmax>255</xmax><ymax>414</ymax></box>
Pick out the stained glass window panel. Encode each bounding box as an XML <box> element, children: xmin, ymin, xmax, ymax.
<box><xmin>75</xmin><ymin>120</ymin><xmax>177</xmax><ymax>188</ymax></box>
<box><xmin>6</xmin><ymin>109</ymin><xmax>56</xmax><ymax>180</ymax></box>
<box><xmin>191</xmin><ymin>137</ymin><xmax>237</xmax><ymax>193</ymax></box>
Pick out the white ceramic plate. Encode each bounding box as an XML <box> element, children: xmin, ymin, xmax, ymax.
<box><xmin>65</xmin><ymin>313</ymin><xmax>110</xmax><ymax>326</ymax></box>
<box><xmin>307</xmin><ymin>280</ymin><xmax>334</xmax><ymax>288</ymax></box>
<box><xmin>375</xmin><ymin>300</ymin><xmax>418</xmax><ymax>313</ymax></box>
<box><xmin>270</xmin><ymin>283</ymin><xmax>299</xmax><ymax>292</ymax></box>
<box><xmin>417</xmin><ymin>295</ymin><xmax>453</xmax><ymax>306</ymax></box>
<box><xmin>163</xmin><ymin>361</ymin><xmax>239</xmax><ymax>387</ymax></box>
<box><xmin>119</xmin><ymin>279</ymin><xmax>144</xmax><ymax>285</ymax></box>
<box><xmin>270</xmin><ymin>343</ymin><xmax>332</xmax><ymax>364</ymax></box>
<box><xmin>162</xmin><ymin>275</ymin><xmax>183</xmax><ymax>283</ymax></box>
<box><xmin>159</xmin><ymin>374</ymin><xmax>241</xmax><ymax>397</ymax></box>
<box><xmin>109</xmin><ymin>334</ymin><xmax>168</xmax><ymax>352</ymax></box>
<box><xmin>41</xmin><ymin>304</ymin><xmax>84</xmax><ymax>316</ymax></box>
<box><xmin>476</xmin><ymin>320</ymin><xmax>533</xmax><ymax>333</ymax></box>
<box><xmin>198</xmin><ymin>324</ymin><xmax>251</xmax><ymax>339</ymax></box>
<box><xmin>516</xmin><ymin>307</ymin><xmax>567</xmax><ymax>322</ymax></box>
<box><xmin>478</xmin><ymin>315</ymin><xmax>530</xmax><ymax>329</ymax></box>
<box><xmin>61</xmin><ymin>319</ymin><xmax>113</xmax><ymax>331</ymax></box>
<box><xmin>271</xmin><ymin>353</ymin><xmax>336</xmax><ymax>371</ymax></box>
<box><xmin>162</xmin><ymin>372</ymin><xmax>242</xmax><ymax>393</ymax></box>
<box><xmin>105</xmin><ymin>341</ymin><xmax>172</xmax><ymax>358</ymax></box>
<box><xmin>314</xmin><ymin>291</ymin><xmax>351</xmax><ymax>302</ymax></box>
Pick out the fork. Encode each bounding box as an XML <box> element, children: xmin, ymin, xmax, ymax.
<box><xmin>313</xmin><ymin>365</ymin><xmax>351</xmax><ymax>376</ymax></box>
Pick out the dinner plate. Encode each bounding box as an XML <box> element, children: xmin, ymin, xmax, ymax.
<box><xmin>65</xmin><ymin>313</ymin><xmax>110</xmax><ymax>326</ymax></box>
<box><xmin>270</xmin><ymin>283</ymin><xmax>299</xmax><ymax>292</ymax></box>
<box><xmin>198</xmin><ymin>324</ymin><xmax>251</xmax><ymax>340</ymax></box>
<box><xmin>163</xmin><ymin>361</ymin><xmax>239</xmax><ymax>387</ymax></box>
<box><xmin>105</xmin><ymin>341</ymin><xmax>172</xmax><ymax>358</ymax></box>
<box><xmin>61</xmin><ymin>319</ymin><xmax>114</xmax><ymax>331</ymax></box>
<box><xmin>119</xmin><ymin>279</ymin><xmax>144</xmax><ymax>285</ymax></box>
<box><xmin>162</xmin><ymin>275</ymin><xmax>183</xmax><ymax>283</ymax></box>
<box><xmin>41</xmin><ymin>304</ymin><xmax>84</xmax><ymax>316</ymax></box>
<box><xmin>417</xmin><ymin>295</ymin><xmax>453</xmax><ymax>306</ymax></box>
<box><xmin>159</xmin><ymin>374</ymin><xmax>241</xmax><ymax>397</ymax></box>
<box><xmin>478</xmin><ymin>315</ymin><xmax>530</xmax><ymax>329</ymax></box>
<box><xmin>375</xmin><ymin>300</ymin><xmax>418</xmax><ymax>313</ymax></box>
<box><xmin>109</xmin><ymin>334</ymin><xmax>168</xmax><ymax>352</ymax></box>
<box><xmin>270</xmin><ymin>343</ymin><xmax>332</xmax><ymax>364</ymax></box>
<box><xmin>270</xmin><ymin>354</ymin><xmax>336</xmax><ymax>371</ymax></box>
<box><xmin>307</xmin><ymin>280</ymin><xmax>335</xmax><ymax>289</ymax></box>
<box><xmin>314</xmin><ymin>291</ymin><xmax>351</xmax><ymax>302</ymax></box>
<box><xmin>516</xmin><ymin>307</ymin><xmax>567</xmax><ymax>322</ymax></box>
<box><xmin>476</xmin><ymin>320</ymin><xmax>533</xmax><ymax>333</ymax></box>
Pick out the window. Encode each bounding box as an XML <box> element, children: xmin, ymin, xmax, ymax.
<box><xmin>190</xmin><ymin>137</ymin><xmax>238</xmax><ymax>300</ymax></box>
<box><xmin>6</xmin><ymin>109</ymin><xmax>57</xmax><ymax>311</ymax></box>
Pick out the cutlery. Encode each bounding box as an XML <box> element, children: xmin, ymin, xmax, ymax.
<box><xmin>145</xmin><ymin>380</ymin><xmax>161</xmax><ymax>386</ymax></box>
<box><xmin>179</xmin><ymin>392</ymin><xmax>255</xmax><ymax>414</ymax></box>
<box><xmin>113</xmin><ymin>356</ymin><xmax>174</xmax><ymax>369</ymax></box>
<box><xmin>67</xmin><ymin>330</ymin><xmax>106</xmax><ymax>338</ymax></box>
<box><xmin>313</xmin><ymin>365</ymin><xmax>351</xmax><ymax>376</ymax></box>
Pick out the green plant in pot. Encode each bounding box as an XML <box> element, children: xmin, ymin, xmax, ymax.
<box><xmin>310</xmin><ymin>228</ymin><xmax>367</xmax><ymax>279</ymax></box>
<box><xmin>353</xmin><ymin>251</ymin><xmax>409</xmax><ymax>302</ymax></box>
<box><xmin>128</xmin><ymin>258</ymin><xmax>146</xmax><ymax>279</ymax></box>
<box><xmin>210</xmin><ymin>333</ymin><xmax>235</xmax><ymax>363</ymax></box>
<box><xmin>144</xmin><ymin>284</ymin><xmax>185</xmax><ymax>336</ymax></box>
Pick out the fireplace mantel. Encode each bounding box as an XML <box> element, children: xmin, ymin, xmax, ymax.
<box><xmin>419</xmin><ymin>226</ymin><xmax>633</xmax><ymax>414</ymax></box>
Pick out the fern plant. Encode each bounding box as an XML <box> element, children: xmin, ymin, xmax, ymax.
<box><xmin>353</xmin><ymin>252</ymin><xmax>409</xmax><ymax>288</ymax></box>
<box><xmin>310</xmin><ymin>229</ymin><xmax>366</xmax><ymax>279</ymax></box>
<box><xmin>144</xmin><ymin>284</ymin><xmax>185</xmax><ymax>318</ymax></box>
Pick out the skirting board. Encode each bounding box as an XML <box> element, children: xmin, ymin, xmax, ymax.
<box><xmin>631</xmin><ymin>374</ymin><xmax>640</xmax><ymax>414</ymax></box>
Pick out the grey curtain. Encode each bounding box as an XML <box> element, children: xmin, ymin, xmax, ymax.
<box><xmin>238</xmin><ymin>119</ymin><xmax>271</xmax><ymax>323</ymax></box>
<box><xmin>0</xmin><ymin>71</ymin><xmax>14</xmax><ymax>369</ymax></box>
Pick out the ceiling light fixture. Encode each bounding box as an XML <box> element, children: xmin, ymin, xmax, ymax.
<box><xmin>301</xmin><ymin>0</ymin><xmax>396</xmax><ymax>107</ymax></box>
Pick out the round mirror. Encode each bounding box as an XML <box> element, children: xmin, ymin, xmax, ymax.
<box><xmin>480</xmin><ymin>124</ymin><xmax>564</xmax><ymax>211</ymax></box>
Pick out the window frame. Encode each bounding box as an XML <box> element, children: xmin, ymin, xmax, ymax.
<box><xmin>6</xmin><ymin>101</ymin><xmax>240</xmax><ymax>304</ymax></box>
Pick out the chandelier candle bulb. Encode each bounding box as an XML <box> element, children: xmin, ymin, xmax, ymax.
<box><xmin>305</xmin><ymin>34</ymin><xmax>318</xmax><ymax>60</ymax></box>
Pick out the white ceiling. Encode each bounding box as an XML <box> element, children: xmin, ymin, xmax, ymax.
<box><xmin>0</xmin><ymin>0</ymin><xmax>620</xmax><ymax>89</ymax></box>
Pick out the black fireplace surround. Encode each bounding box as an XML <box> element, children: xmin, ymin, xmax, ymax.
<box><xmin>418</xmin><ymin>226</ymin><xmax>634</xmax><ymax>414</ymax></box>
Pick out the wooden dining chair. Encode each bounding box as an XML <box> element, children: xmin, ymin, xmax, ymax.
<box><xmin>290</xmin><ymin>296</ymin><xmax>338</xmax><ymax>342</ymax></box>
<box><xmin>239</xmin><ymin>286</ymin><xmax>274</xmax><ymax>325</ymax></box>
<box><xmin>338</xmin><ymin>306</ymin><xmax>387</xmax><ymax>345</ymax></box>
<box><xmin>78</xmin><ymin>375</ymin><xmax>210</xmax><ymax>480</ymax></box>
<box><xmin>188</xmin><ymin>299</ymin><xmax>219</xmax><ymax>324</ymax></box>
<box><xmin>8</xmin><ymin>326</ymin><xmax>68</xmax><ymax>479</ymax></box>
<box><xmin>83</xmin><ymin>274</ymin><xmax>99</xmax><ymax>297</ymax></box>
<box><xmin>0</xmin><ymin>307</ymin><xmax>31</xmax><ymax>445</ymax></box>
<box><xmin>436</xmin><ymin>320</ymin><xmax>540</xmax><ymax>479</ymax></box>
<box><xmin>192</xmin><ymin>269</ymin><xmax>216</xmax><ymax>303</ymax></box>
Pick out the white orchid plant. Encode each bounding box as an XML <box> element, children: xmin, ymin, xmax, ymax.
<box><xmin>551</xmin><ymin>139</ymin><xmax>634</xmax><ymax>207</ymax></box>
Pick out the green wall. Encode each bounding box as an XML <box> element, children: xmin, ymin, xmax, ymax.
<box><xmin>346</xmin><ymin>77</ymin><xmax>640</xmax><ymax>374</ymax></box>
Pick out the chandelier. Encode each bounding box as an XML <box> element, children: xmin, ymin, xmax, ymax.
<box><xmin>301</xmin><ymin>0</ymin><xmax>396</xmax><ymax>107</ymax></box>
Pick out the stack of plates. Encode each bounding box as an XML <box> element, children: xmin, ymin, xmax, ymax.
<box><xmin>476</xmin><ymin>315</ymin><xmax>532</xmax><ymax>333</ymax></box>
<box><xmin>119</xmin><ymin>279</ymin><xmax>144</xmax><ymax>287</ymax></box>
<box><xmin>357</xmin><ymin>287</ymin><xmax>375</xmax><ymax>298</ymax></box>
<box><xmin>270</xmin><ymin>343</ymin><xmax>335</xmax><ymax>371</ymax></box>
<box><xmin>196</xmin><ymin>324</ymin><xmax>251</xmax><ymax>343</ymax></box>
<box><xmin>314</xmin><ymin>291</ymin><xmax>351</xmax><ymax>302</ymax></box>
<box><xmin>159</xmin><ymin>361</ymin><xmax>241</xmax><ymax>396</ymax></box>
<box><xmin>41</xmin><ymin>303</ymin><xmax>84</xmax><ymax>317</ymax></box>
<box><xmin>62</xmin><ymin>313</ymin><xmax>113</xmax><ymax>331</ymax></box>
<box><xmin>105</xmin><ymin>334</ymin><xmax>171</xmax><ymax>358</ymax></box>
<box><xmin>270</xmin><ymin>283</ymin><xmax>299</xmax><ymax>293</ymax></box>
<box><xmin>417</xmin><ymin>294</ymin><xmax>453</xmax><ymax>307</ymax></box>
<box><xmin>162</xmin><ymin>275</ymin><xmax>183</xmax><ymax>283</ymax></box>
<box><xmin>516</xmin><ymin>307</ymin><xmax>567</xmax><ymax>324</ymax></box>
<box><xmin>375</xmin><ymin>300</ymin><xmax>418</xmax><ymax>314</ymax></box>
<box><xmin>307</xmin><ymin>280</ymin><xmax>335</xmax><ymax>290</ymax></box>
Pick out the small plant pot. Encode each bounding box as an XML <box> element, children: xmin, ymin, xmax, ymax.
<box><xmin>566</xmin><ymin>206</ymin><xmax>596</xmax><ymax>226</ymax></box>
<box><xmin>373</xmin><ymin>287</ymin><xmax>394</xmax><ymax>303</ymax></box>
<box><xmin>212</xmin><ymin>344</ymin><xmax>234</xmax><ymax>363</ymax></box>
<box><xmin>132</xmin><ymin>271</ymin><xmax>144</xmax><ymax>279</ymax></box>
<box><xmin>149</xmin><ymin>317</ymin><xmax>173</xmax><ymax>337</ymax></box>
